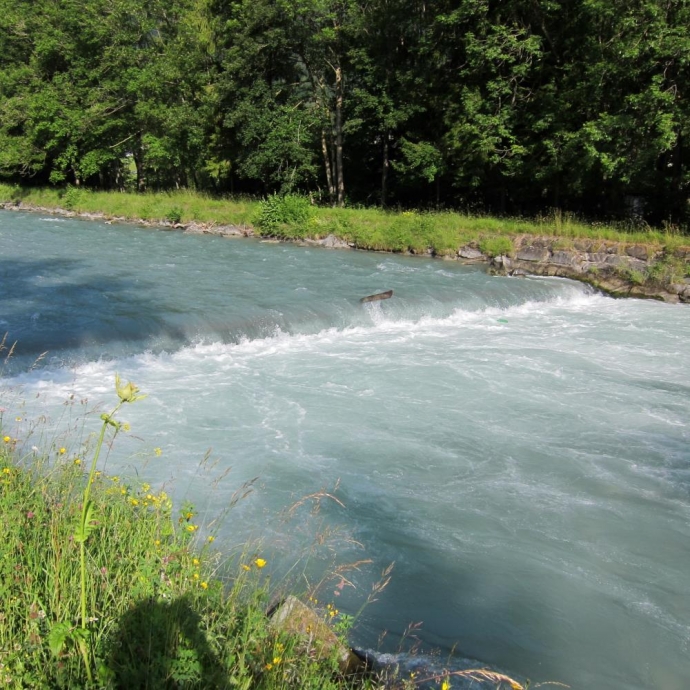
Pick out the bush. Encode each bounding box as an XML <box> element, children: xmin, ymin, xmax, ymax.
<box><xmin>61</xmin><ymin>185</ymin><xmax>83</xmax><ymax>211</ymax></box>
<box><xmin>166</xmin><ymin>207</ymin><xmax>183</xmax><ymax>224</ymax></box>
<box><xmin>256</xmin><ymin>194</ymin><xmax>314</xmax><ymax>235</ymax></box>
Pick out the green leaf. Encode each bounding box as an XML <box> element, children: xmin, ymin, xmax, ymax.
<box><xmin>74</xmin><ymin>500</ymin><xmax>96</xmax><ymax>543</ymax></box>
<box><xmin>48</xmin><ymin>621</ymin><xmax>72</xmax><ymax>657</ymax></box>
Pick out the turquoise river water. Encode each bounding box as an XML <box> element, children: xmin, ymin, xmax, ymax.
<box><xmin>1</xmin><ymin>210</ymin><xmax>689</xmax><ymax>689</ymax></box>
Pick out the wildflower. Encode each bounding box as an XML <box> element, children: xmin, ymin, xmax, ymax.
<box><xmin>154</xmin><ymin>540</ymin><xmax>161</xmax><ymax>547</ymax></box>
<box><xmin>254</xmin><ymin>558</ymin><xmax>267</xmax><ymax>569</ymax></box>
<box><xmin>142</xmin><ymin>483</ymin><xmax>150</xmax><ymax>492</ymax></box>
<box><xmin>111</xmin><ymin>476</ymin><xmax>120</xmax><ymax>482</ymax></box>
<box><xmin>193</xmin><ymin>573</ymin><xmax>200</xmax><ymax>580</ymax></box>
<box><xmin>130</xmin><ymin>498</ymin><xmax>139</xmax><ymax>506</ymax></box>
<box><xmin>74</xmin><ymin>458</ymin><xmax>81</xmax><ymax>466</ymax></box>
<box><xmin>2</xmin><ymin>468</ymin><xmax>10</xmax><ymax>475</ymax></box>
<box><xmin>186</xmin><ymin>524</ymin><xmax>198</xmax><ymax>533</ymax></box>
<box><xmin>192</xmin><ymin>558</ymin><xmax>200</xmax><ymax>566</ymax></box>
<box><xmin>120</xmin><ymin>488</ymin><xmax>127</xmax><ymax>495</ymax></box>
<box><xmin>3</xmin><ymin>436</ymin><xmax>10</xmax><ymax>443</ymax></box>
<box><xmin>122</xmin><ymin>422</ymin><xmax>131</xmax><ymax>432</ymax></box>
<box><xmin>58</xmin><ymin>447</ymin><xmax>66</xmax><ymax>455</ymax></box>
<box><xmin>185</xmin><ymin>511</ymin><xmax>194</xmax><ymax>520</ymax></box>
<box><xmin>272</xmin><ymin>657</ymin><xmax>282</xmax><ymax>665</ymax></box>
<box><xmin>441</xmin><ymin>680</ymin><xmax>451</xmax><ymax>690</ymax></box>
<box><xmin>15</xmin><ymin>417</ymin><xmax>21</xmax><ymax>422</ymax></box>
<box><xmin>200</xmin><ymin>581</ymin><xmax>208</xmax><ymax>589</ymax></box>
<box><xmin>241</xmin><ymin>564</ymin><xmax>251</xmax><ymax>571</ymax></box>
<box><xmin>207</xmin><ymin>536</ymin><xmax>215</xmax><ymax>543</ymax></box>
<box><xmin>115</xmin><ymin>374</ymin><xmax>146</xmax><ymax>403</ymax></box>
<box><xmin>154</xmin><ymin>447</ymin><xmax>162</xmax><ymax>457</ymax></box>
<box><xmin>265</xmin><ymin>663</ymin><xmax>273</xmax><ymax>671</ymax></box>
<box><xmin>26</xmin><ymin>511</ymin><xmax>35</xmax><ymax>519</ymax></box>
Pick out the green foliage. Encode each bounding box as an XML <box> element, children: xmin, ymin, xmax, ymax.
<box><xmin>166</xmin><ymin>207</ymin><xmax>184</xmax><ymax>224</ymax></box>
<box><xmin>61</xmin><ymin>185</ymin><xmax>83</xmax><ymax>211</ymax></box>
<box><xmin>479</xmin><ymin>235</ymin><xmax>514</xmax><ymax>258</ymax></box>
<box><xmin>0</xmin><ymin>415</ymin><xmax>383</xmax><ymax>690</ymax></box>
<box><xmin>257</xmin><ymin>194</ymin><xmax>315</xmax><ymax>236</ymax></box>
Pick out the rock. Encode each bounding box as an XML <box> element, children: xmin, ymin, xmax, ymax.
<box><xmin>550</xmin><ymin>251</ymin><xmax>582</xmax><ymax>267</ymax></box>
<box><xmin>269</xmin><ymin>596</ymin><xmax>366</xmax><ymax>676</ymax></box>
<box><xmin>458</xmin><ymin>247</ymin><xmax>484</xmax><ymax>260</ymax></box>
<box><xmin>516</xmin><ymin>246</ymin><xmax>550</xmax><ymax>262</ymax></box>
<box><xmin>320</xmin><ymin>233</ymin><xmax>350</xmax><ymax>249</ymax></box>
<box><xmin>626</xmin><ymin>244</ymin><xmax>649</xmax><ymax>260</ymax></box>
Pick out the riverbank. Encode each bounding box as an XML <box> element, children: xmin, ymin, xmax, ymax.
<box><xmin>1</xmin><ymin>185</ymin><xmax>689</xmax><ymax>303</ymax></box>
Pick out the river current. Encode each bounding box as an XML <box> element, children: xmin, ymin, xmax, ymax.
<box><xmin>1</xmin><ymin>210</ymin><xmax>689</xmax><ymax>689</ymax></box>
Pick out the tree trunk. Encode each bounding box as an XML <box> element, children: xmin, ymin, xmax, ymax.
<box><xmin>134</xmin><ymin>135</ymin><xmax>146</xmax><ymax>192</ymax></box>
<box><xmin>381</xmin><ymin>133</ymin><xmax>389</xmax><ymax>207</ymax></box>
<box><xmin>322</xmin><ymin>129</ymin><xmax>335</xmax><ymax>203</ymax></box>
<box><xmin>334</xmin><ymin>65</ymin><xmax>345</xmax><ymax>207</ymax></box>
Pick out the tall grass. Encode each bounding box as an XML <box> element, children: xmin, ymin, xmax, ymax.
<box><xmin>0</xmin><ymin>378</ymin><xmax>385</xmax><ymax>689</ymax></box>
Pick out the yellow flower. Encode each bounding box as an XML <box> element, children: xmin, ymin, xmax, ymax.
<box><xmin>265</xmin><ymin>663</ymin><xmax>273</xmax><ymax>671</ymax></box>
<box><xmin>441</xmin><ymin>680</ymin><xmax>451</xmax><ymax>690</ymax></box>
<box><xmin>192</xmin><ymin>558</ymin><xmax>200</xmax><ymax>566</ymax></box>
<box><xmin>241</xmin><ymin>564</ymin><xmax>251</xmax><ymax>571</ymax></box>
<box><xmin>254</xmin><ymin>558</ymin><xmax>267</xmax><ymax>569</ymax></box>
<box><xmin>74</xmin><ymin>458</ymin><xmax>81</xmax><ymax>466</ymax></box>
<box><xmin>200</xmin><ymin>581</ymin><xmax>208</xmax><ymax>589</ymax></box>
<box><xmin>272</xmin><ymin>656</ymin><xmax>282</xmax><ymax>665</ymax></box>
<box><xmin>120</xmin><ymin>488</ymin><xmax>127</xmax><ymax>495</ymax></box>
<box><xmin>154</xmin><ymin>540</ymin><xmax>161</xmax><ymax>547</ymax></box>
<box><xmin>115</xmin><ymin>373</ymin><xmax>146</xmax><ymax>403</ymax></box>
<box><xmin>122</xmin><ymin>422</ymin><xmax>131</xmax><ymax>432</ymax></box>
<box><xmin>15</xmin><ymin>417</ymin><xmax>21</xmax><ymax>422</ymax></box>
<box><xmin>142</xmin><ymin>483</ymin><xmax>150</xmax><ymax>492</ymax></box>
<box><xmin>2</xmin><ymin>468</ymin><xmax>10</xmax><ymax>475</ymax></box>
<box><xmin>2</xmin><ymin>436</ymin><xmax>10</xmax><ymax>443</ymax></box>
<box><xmin>130</xmin><ymin>498</ymin><xmax>139</xmax><ymax>506</ymax></box>
<box><xmin>58</xmin><ymin>447</ymin><xmax>66</xmax><ymax>454</ymax></box>
<box><xmin>207</xmin><ymin>535</ymin><xmax>215</xmax><ymax>543</ymax></box>
<box><xmin>186</xmin><ymin>524</ymin><xmax>198</xmax><ymax>533</ymax></box>
<box><xmin>193</xmin><ymin>573</ymin><xmax>200</xmax><ymax>580</ymax></box>
<box><xmin>154</xmin><ymin>447</ymin><xmax>162</xmax><ymax>457</ymax></box>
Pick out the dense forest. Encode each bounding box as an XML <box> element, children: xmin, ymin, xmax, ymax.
<box><xmin>1</xmin><ymin>0</ymin><xmax>689</xmax><ymax>224</ymax></box>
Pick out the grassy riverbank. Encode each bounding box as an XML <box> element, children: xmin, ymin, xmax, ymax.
<box><xmin>1</xmin><ymin>184</ymin><xmax>686</xmax><ymax>254</ymax></box>
<box><xmin>0</xmin><ymin>378</ymin><xmax>386</xmax><ymax>689</ymax></box>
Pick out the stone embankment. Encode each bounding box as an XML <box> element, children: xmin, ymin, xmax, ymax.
<box><xmin>460</xmin><ymin>236</ymin><xmax>690</xmax><ymax>304</ymax></box>
<box><xmin>2</xmin><ymin>200</ymin><xmax>689</xmax><ymax>303</ymax></box>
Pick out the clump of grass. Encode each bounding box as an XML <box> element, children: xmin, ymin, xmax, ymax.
<box><xmin>479</xmin><ymin>236</ymin><xmax>514</xmax><ymax>258</ymax></box>
<box><xmin>0</xmin><ymin>379</ymin><xmax>383</xmax><ymax>689</ymax></box>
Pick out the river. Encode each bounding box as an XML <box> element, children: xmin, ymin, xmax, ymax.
<box><xmin>1</xmin><ymin>210</ymin><xmax>689</xmax><ymax>689</ymax></box>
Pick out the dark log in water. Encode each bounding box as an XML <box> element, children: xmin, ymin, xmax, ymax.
<box><xmin>360</xmin><ymin>290</ymin><xmax>393</xmax><ymax>303</ymax></box>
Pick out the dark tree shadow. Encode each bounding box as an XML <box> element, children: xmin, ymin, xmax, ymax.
<box><xmin>106</xmin><ymin>594</ymin><xmax>228</xmax><ymax>689</ymax></box>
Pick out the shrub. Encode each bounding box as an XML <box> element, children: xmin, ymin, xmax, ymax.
<box><xmin>166</xmin><ymin>207</ymin><xmax>183</xmax><ymax>224</ymax></box>
<box><xmin>61</xmin><ymin>185</ymin><xmax>83</xmax><ymax>211</ymax></box>
<box><xmin>256</xmin><ymin>194</ymin><xmax>314</xmax><ymax>235</ymax></box>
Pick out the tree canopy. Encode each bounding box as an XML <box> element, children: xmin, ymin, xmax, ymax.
<box><xmin>1</xmin><ymin>0</ymin><xmax>689</xmax><ymax>224</ymax></box>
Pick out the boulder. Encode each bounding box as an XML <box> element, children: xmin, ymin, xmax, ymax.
<box><xmin>458</xmin><ymin>247</ymin><xmax>484</xmax><ymax>260</ymax></box>
<box><xmin>269</xmin><ymin>596</ymin><xmax>366</xmax><ymax>676</ymax></box>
